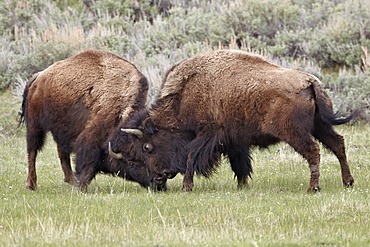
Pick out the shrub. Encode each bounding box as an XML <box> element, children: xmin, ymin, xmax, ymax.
<box><xmin>324</xmin><ymin>70</ymin><xmax>370</xmax><ymax>121</ymax></box>
<box><xmin>0</xmin><ymin>0</ymin><xmax>46</xmax><ymax>36</ymax></box>
<box><xmin>0</xmin><ymin>0</ymin><xmax>369</xmax><ymax>121</ymax></box>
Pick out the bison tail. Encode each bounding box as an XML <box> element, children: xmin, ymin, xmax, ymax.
<box><xmin>312</xmin><ymin>80</ymin><xmax>358</xmax><ymax>126</ymax></box>
<box><xmin>18</xmin><ymin>73</ymin><xmax>39</xmax><ymax>126</ymax></box>
<box><xmin>320</xmin><ymin>110</ymin><xmax>358</xmax><ymax>126</ymax></box>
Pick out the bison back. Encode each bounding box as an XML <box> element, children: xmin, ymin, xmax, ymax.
<box><xmin>156</xmin><ymin>50</ymin><xmax>316</xmax><ymax>132</ymax></box>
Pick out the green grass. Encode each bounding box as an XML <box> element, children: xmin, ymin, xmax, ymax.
<box><xmin>1</xmin><ymin>90</ymin><xmax>369</xmax><ymax>246</ymax></box>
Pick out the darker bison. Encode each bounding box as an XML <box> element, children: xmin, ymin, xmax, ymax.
<box><xmin>19</xmin><ymin>49</ymin><xmax>166</xmax><ymax>191</ymax></box>
<box><xmin>108</xmin><ymin>50</ymin><xmax>356</xmax><ymax>192</ymax></box>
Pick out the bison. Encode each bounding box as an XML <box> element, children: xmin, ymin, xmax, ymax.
<box><xmin>108</xmin><ymin>49</ymin><xmax>356</xmax><ymax>192</ymax></box>
<box><xmin>19</xmin><ymin>49</ymin><xmax>166</xmax><ymax>191</ymax></box>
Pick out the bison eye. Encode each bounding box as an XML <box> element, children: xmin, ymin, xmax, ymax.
<box><xmin>143</xmin><ymin>143</ymin><xmax>153</xmax><ymax>152</ymax></box>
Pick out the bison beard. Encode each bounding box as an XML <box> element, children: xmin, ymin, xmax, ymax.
<box><xmin>109</xmin><ymin>49</ymin><xmax>357</xmax><ymax>193</ymax></box>
<box><xmin>19</xmin><ymin>49</ymin><xmax>166</xmax><ymax>192</ymax></box>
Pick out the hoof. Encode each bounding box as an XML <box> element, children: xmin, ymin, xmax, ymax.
<box><xmin>78</xmin><ymin>183</ymin><xmax>88</xmax><ymax>193</ymax></box>
<box><xmin>343</xmin><ymin>177</ymin><xmax>354</xmax><ymax>187</ymax></box>
<box><xmin>306</xmin><ymin>186</ymin><xmax>321</xmax><ymax>193</ymax></box>
<box><xmin>182</xmin><ymin>185</ymin><xmax>193</xmax><ymax>192</ymax></box>
<box><xmin>26</xmin><ymin>185</ymin><xmax>36</xmax><ymax>191</ymax></box>
<box><xmin>237</xmin><ymin>182</ymin><xmax>249</xmax><ymax>190</ymax></box>
<box><xmin>345</xmin><ymin>182</ymin><xmax>354</xmax><ymax>187</ymax></box>
<box><xmin>26</xmin><ymin>181</ymin><xmax>37</xmax><ymax>191</ymax></box>
<box><xmin>64</xmin><ymin>178</ymin><xmax>78</xmax><ymax>186</ymax></box>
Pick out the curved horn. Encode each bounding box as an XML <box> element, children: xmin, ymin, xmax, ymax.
<box><xmin>120</xmin><ymin>128</ymin><xmax>144</xmax><ymax>139</ymax></box>
<box><xmin>108</xmin><ymin>142</ymin><xmax>123</xmax><ymax>160</ymax></box>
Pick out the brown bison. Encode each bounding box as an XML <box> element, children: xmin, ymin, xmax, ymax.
<box><xmin>108</xmin><ymin>49</ymin><xmax>356</xmax><ymax>192</ymax></box>
<box><xmin>19</xmin><ymin>49</ymin><xmax>166</xmax><ymax>191</ymax></box>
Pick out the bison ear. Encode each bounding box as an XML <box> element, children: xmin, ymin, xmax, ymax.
<box><xmin>142</xmin><ymin>118</ymin><xmax>157</xmax><ymax>135</ymax></box>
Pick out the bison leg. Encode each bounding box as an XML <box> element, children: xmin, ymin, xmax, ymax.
<box><xmin>25</xmin><ymin>124</ymin><xmax>46</xmax><ymax>190</ymax></box>
<box><xmin>264</xmin><ymin>104</ymin><xmax>321</xmax><ymax>192</ymax></box>
<box><xmin>75</xmin><ymin>158</ymin><xmax>97</xmax><ymax>192</ymax></box>
<box><xmin>227</xmin><ymin>145</ymin><xmax>253</xmax><ymax>189</ymax></box>
<box><xmin>57</xmin><ymin>146</ymin><xmax>77</xmax><ymax>186</ymax></box>
<box><xmin>74</xmin><ymin>142</ymin><xmax>100</xmax><ymax>192</ymax></box>
<box><xmin>182</xmin><ymin>153</ymin><xmax>195</xmax><ymax>192</ymax></box>
<box><xmin>285</xmin><ymin>136</ymin><xmax>321</xmax><ymax>193</ymax></box>
<box><xmin>313</xmin><ymin>124</ymin><xmax>354</xmax><ymax>187</ymax></box>
<box><xmin>76</xmin><ymin>166</ymin><xmax>96</xmax><ymax>192</ymax></box>
<box><xmin>26</xmin><ymin>150</ymin><xmax>38</xmax><ymax>190</ymax></box>
<box><xmin>182</xmin><ymin>132</ymin><xmax>223</xmax><ymax>191</ymax></box>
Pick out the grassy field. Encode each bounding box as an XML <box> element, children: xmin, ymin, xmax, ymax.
<box><xmin>1</xmin><ymin>90</ymin><xmax>369</xmax><ymax>246</ymax></box>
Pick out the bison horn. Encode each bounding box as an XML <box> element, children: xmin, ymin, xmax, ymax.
<box><xmin>108</xmin><ymin>142</ymin><xmax>123</xmax><ymax>160</ymax></box>
<box><xmin>120</xmin><ymin>128</ymin><xmax>144</xmax><ymax>139</ymax></box>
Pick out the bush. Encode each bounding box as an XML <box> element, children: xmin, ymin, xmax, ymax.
<box><xmin>324</xmin><ymin>70</ymin><xmax>370</xmax><ymax>121</ymax></box>
<box><xmin>0</xmin><ymin>0</ymin><xmax>369</xmax><ymax>121</ymax></box>
<box><xmin>0</xmin><ymin>0</ymin><xmax>46</xmax><ymax>36</ymax></box>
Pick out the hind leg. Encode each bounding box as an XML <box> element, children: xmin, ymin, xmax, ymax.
<box><xmin>26</xmin><ymin>150</ymin><xmax>38</xmax><ymax>190</ymax></box>
<box><xmin>265</xmin><ymin>117</ymin><xmax>321</xmax><ymax>191</ymax></box>
<box><xmin>227</xmin><ymin>145</ymin><xmax>253</xmax><ymax>189</ymax></box>
<box><xmin>313</xmin><ymin>123</ymin><xmax>354</xmax><ymax>187</ymax></box>
<box><xmin>57</xmin><ymin>146</ymin><xmax>77</xmax><ymax>186</ymax></box>
<box><xmin>182</xmin><ymin>153</ymin><xmax>195</xmax><ymax>192</ymax></box>
<box><xmin>284</xmin><ymin>135</ymin><xmax>321</xmax><ymax>192</ymax></box>
<box><xmin>25</xmin><ymin>126</ymin><xmax>46</xmax><ymax>190</ymax></box>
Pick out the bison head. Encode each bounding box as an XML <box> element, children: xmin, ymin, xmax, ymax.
<box><xmin>106</xmin><ymin>141</ymin><xmax>168</xmax><ymax>191</ymax></box>
<box><xmin>107</xmin><ymin>110</ymin><xmax>195</xmax><ymax>187</ymax></box>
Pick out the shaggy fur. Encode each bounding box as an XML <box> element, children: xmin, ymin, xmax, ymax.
<box><xmin>19</xmin><ymin>49</ymin><xmax>166</xmax><ymax>191</ymax></box>
<box><xmin>109</xmin><ymin>50</ymin><xmax>356</xmax><ymax>192</ymax></box>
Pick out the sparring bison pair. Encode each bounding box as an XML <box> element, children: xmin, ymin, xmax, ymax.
<box><xmin>19</xmin><ymin>49</ymin><xmax>166</xmax><ymax>191</ymax></box>
<box><xmin>108</xmin><ymin>49</ymin><xmax>355</xmax><ymax>192</ymax></box>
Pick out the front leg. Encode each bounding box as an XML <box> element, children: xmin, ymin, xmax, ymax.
<box><xmin>76</xmin><ymin>165</ymin><xmax>96</xmax><ymax>193</ymax></box>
